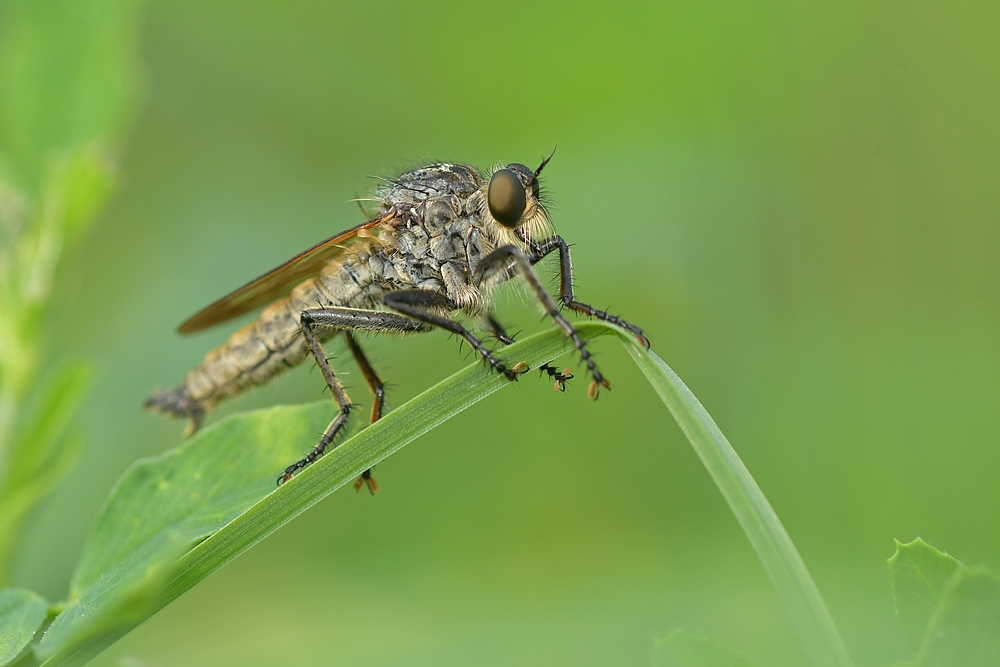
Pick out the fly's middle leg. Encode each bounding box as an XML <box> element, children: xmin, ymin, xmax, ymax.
<box><xmin>475</xmin><ymin>246</ymin><xmax>610</xmax><ymax>399</ymax></box>
<box><xmin>383</xmin><ymin>291</ymin><xmax>528</xmax><ymax>381</ymax></box>
<box><xmin>488</xmin><ymin>312</ymin><xmax>573</xmax><ymax>392</ymax></box>
<box><xmin>344</xmin><ymin>332</ymin><xmax>384</xmax><ymax>495</ymax></box>
<box><xmin>487</xmin><ymin>314</ymin><xmax>517</xmax><ymax>345</ymax></box>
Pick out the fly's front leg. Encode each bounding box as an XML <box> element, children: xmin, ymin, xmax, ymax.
<box><xmin>383</xmin><ymin>291</ymin><xmax>528</xmax><ymax>381</ymax></box>
<box><xmin>344</xmin><ymin>332</ymin><xmax>384</xmax><ymax>495</ymax></box>
<box><xmin>526</xmin><ymin>235</ymin><xmax>650</xmax><ymax>350</ymax></box>
<box><xmin>475</xmin><ymin>246</ymin><xmax>610</xmax><ymax>399</ymax></box>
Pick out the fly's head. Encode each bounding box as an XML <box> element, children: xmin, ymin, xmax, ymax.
<box><xmin>472</xmin><ymin>150</ymin><xmax>556</xmax><ymax>248</ymax></box>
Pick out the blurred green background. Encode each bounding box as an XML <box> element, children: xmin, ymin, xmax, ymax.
<box><xmin>6</xmin><ymin>0</ymin><xmax>1000</xmax><ymax>665</ymax></box>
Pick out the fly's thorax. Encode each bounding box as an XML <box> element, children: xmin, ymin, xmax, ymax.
<box><xmin>377</xmin><ymin>160</ymin><xmax>551</xmax><ymax>250</ymax></box>
<box><xmin>368</xmin><ymin>188</ymin><xmax>492</xmax><ymax>313</ymax></box>
<box><xmin>380</xmin><ymin>163</ymin><xmax>483</xmax><ymax>207</ymax></box>
<box><xmin>369</xmin><ymin>160</ymin><xmax>555</xmax><ymax>312</ymax></box>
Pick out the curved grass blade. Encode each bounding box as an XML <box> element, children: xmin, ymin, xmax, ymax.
<box><xmin>618</xmin><ymin>334</ymin><xmax>855</xmax><ymax>667</ymax></box>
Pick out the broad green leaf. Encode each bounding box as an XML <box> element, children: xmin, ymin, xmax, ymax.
<box><xmin>919</xmin><ymin>567</ymin><xmax>1000</xmax><ymax>667</ymax></box>
<box><xmin>0</xmin><ymin>589</ymin><xmax>46</xmax><ymax>665</ymax></box>
<box><xmin>651</xmin><ymin>628</ymin><xmax>757</xmax><ymax>667</ymax></box>
<box><xmin>888</xmin><ymin>538</ymin><xmax>963</xmax><ymax>650</ymax></box>
<box><xmin>37</xmin><ymin>403</ymin><xmax>335</xmax><ymax>658</ymax></box>
<box><xmin>622</xmin><ymin>342</ymin><xmax>854</xmax><ymax>667</ymax></box>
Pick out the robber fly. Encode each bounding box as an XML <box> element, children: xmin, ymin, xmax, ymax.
<box><xmin>146</xmin><ymin>152</ymin><xmax>648</xmax><ymax>491</ymax></box>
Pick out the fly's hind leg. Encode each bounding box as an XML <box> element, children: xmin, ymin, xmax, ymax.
<box><xmin>383</xmin><ymin>291</ymin><xmax>528</xmax><ymax>381</ymax></box>
<box><xmin>344</xmin><ymin>332</ymin><xmax>385</xmax><ymax>495</ymax></box>
<box><xmin>279</xmin><ymin>310</ymin><xmax>355</xmax><ymax>484</ymax></box>
<box><xmin>281</xmin><ymin>306</ymin><xmax>425</xmax><ymax>486</ymax></box>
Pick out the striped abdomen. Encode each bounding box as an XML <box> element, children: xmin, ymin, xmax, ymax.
<box><xmin>146</xmin><ymin>257</ymin><xmax>382</xmax><ymax>428</ymax></box>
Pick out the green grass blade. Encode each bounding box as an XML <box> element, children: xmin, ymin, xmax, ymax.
<box><xmin>619</xmin><ymin>335</ymin><xmax>854</xmax><ymax>667</ymax></box>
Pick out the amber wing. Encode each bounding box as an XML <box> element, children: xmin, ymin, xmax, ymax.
<box><xmin>178</xmin><ymin>211</ymin><xmax>395</xmax><ymax>334</ymax></box>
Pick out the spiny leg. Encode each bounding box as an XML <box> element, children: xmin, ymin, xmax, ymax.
<box><xmin>279</xmin><ymin>307</ymin><xmax>425</xmax><ymax>485</ymax></box>
<box><xmin>487</xmin><ymin>313</ymin><xmax>517</xmax><ymax>345</ymax></box>
<box><xmin>522</xmin><ymin>234</ymin><xmax>650</xmax><ymax>349</ymax></box>
<box><xmin>344</xmin><ymin>331</ymin><xmax>384</xmax><ymax>495</ymax></box>
<box><xmin>475</xmin><ymin>246</ymin><xmax>610</xmax><ymax>399</ymax></box>
<box><xmin>383</xmin><ymin>290</ymin><xmax>527</xmax><ymax>381</ymax></box>
<box><xmin>279</xmin><ymin>310</ymin><xmax>355</xmax><ymax>484</ymax></box>
<box><xmin>489</xmin><ymin>312</ymin><xmax>574</xmax><ymax>391</ymax></box>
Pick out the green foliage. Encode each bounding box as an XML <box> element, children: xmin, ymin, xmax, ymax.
<box><xmin>0</xmin><ymin>0</ymin><xmax>143</xmax><ymax>581</ymax></box>
<box><xmin>920</xmin><ymin>568</ymin><xmax>1000</xmax><ymax>666</ymax></box>
<box><xmin>888</xmin><ymin>538</ymin><xmax>963</xmax><ymax>651</ymax></box>
<box><xmin>652</xmin><ymin>629</ymin><xmax>758</xmax><ymax>667</ymax></box>
<box><xmin>889</xmin><ymin>539</ymin><xmax>1000</xmax><ymax>666</ymax></box>
<box><xmin>35</xmin><ymin>403</ymin><xmax>334</xmax><ymax>660</ymax></box>
<box><xmin>29</xmin><ymin>325</ymin><xmax>606</xmax><ymax>666</ymax></box>
<box><xmin>0</xmin><ymin>0</ymin><xmax>142</xmax><ymax>193</ymax></box>
<box><xmin>0</xmin><ymin>589</ymin><xmax>46</xmax><ymax>666</ymax></box>
<box><xmin>0</xmin><ymin>322</ymin><xmax>851</xmax><ymax>667</ymax></box>
<box><xmin>0</xmin><ymin>364</ymin><xmax>89</xmax><ymax>578</ymax></box>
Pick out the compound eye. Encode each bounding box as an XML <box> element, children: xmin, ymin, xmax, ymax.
<box><xmin>487</xmin><ymin>168</ymin><xmax>527</xmax><ymax>228</ymax></box>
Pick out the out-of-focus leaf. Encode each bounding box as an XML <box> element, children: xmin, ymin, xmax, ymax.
<box><xmin>0</xmin><ymin>0</ymin><xmax>143</xmax><ymax>587</ymax></box>
<box><xmin>34</xmin><ymin>324</ymin><xmax>608</xmax><ymax>666</ymax></box>
<box><xmin>651</xmin><ymin>629</ymin><xmax>758</xmax><ymax>667</ymax></box>
<box><xmin>6</xmin><ymin>363</ymin><xmax>90</xmax><ymax>489</ymax></box>
<box><xmin>38</xmin><ymin>147</ymin><xmax>117</xmax><ymax>244</ymax></box>
<box><xmin>919</xmin><ymin>567</ymin><xmax>1000</xmax><ymax>667</ymax></box>
<box><xmin>0</xmin><ymin>363</ymin><xmax>90</xmax><ymax>577</ymax></box>
<box><xmin>0</xmin><ymin>589</ymin><xmax>46</xmax><ymax>666</ymax></box>
<box><xmin>888</xmin><ymin>538</ymin><xmax>963</xmax><ymax>651</ymax></box>
<box><xmin>0</xmin><ymin>0</ymin><xmax>142</xmax><ymax>192</ymax></box>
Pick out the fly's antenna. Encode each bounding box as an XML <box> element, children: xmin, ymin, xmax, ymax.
<box><xmin>534</xmin><ymin>145</ymin><xmax>558</xmax><ymax>179</ymax></box>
